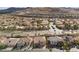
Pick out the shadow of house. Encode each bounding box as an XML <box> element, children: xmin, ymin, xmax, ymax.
<box><xmin>15</xmin><ymin>38</ymin><xmax>29</xmax><ymax>49</ymax></box>
<box><xmin>47</xmin><ymin>36</ymin><xmax>64</xmax><ymax>48</ymax></box>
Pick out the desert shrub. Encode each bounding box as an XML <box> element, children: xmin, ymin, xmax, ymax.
<box><xmin>64</xmin><ymin>23</ymin><xmax>71</xmax><ymax>30</ymax></box>
<box><xmin>74</xmin><ymin>40</ymin><xmax>79</xmax><ymax>46</ymax></box>
<box><xmin>14</xmin><ymin>35</ymin><xmax>21</xmax><ymax>38</ymax></box>
<box><xmin>62</xmin><ymin>41</ymin><xmax>71</xmax><ymax>52</ymax></box>
<box><xmin>0</xmin><ymin>43</ymin><xmax>7</xmax><ymax>50</ymax></box>
<box><xmin>49</xmin><ymin>48</ymin><xmax>52</xmax><ymax>52</ymax></box>
<box><xmin>57</xmin><ymin>41</ymin><xmax>64</xmax><ymax>48</ymax></box>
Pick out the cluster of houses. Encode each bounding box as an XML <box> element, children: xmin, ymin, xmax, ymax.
<box><xmin>0</xmin><ymin>15</ymin><xmax>50</xmax><ymax>30</ymax></box>
<box><xmin>0</xmin><ymin>36</ymin><xmax>46</xmax><ymax>51</ymax></box>
<box><xmin>0</xmin><ymin>35</ymin><xmax>78</xmax><ymax>51</ymax></box>
<box><xmin>0</xmin><ymin>13</ymin><xmax>79</xmax><ymax>51</ymax></box>
<box><xmin>55</xmin><ymin>18</ymin><xmax>79</xmax><ymax>29</ymax></box>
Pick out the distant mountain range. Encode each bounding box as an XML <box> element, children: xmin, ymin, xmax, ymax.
<box><xmin>0</xmin><ymin>7</ymin><xmax>26</xmax><ymax>14</ymax></box>
<box><xmin>1</xmin><ymin>7</ymin><xmax>79</xmax><ymax>14</ymax></box>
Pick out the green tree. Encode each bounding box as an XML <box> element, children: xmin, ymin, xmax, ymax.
<box><xmin>64</xmin><ymin>23</ymin><xmax>71</xmax><ymax>30</ymax></box>
<box><xmin>0</xmin><ymin>43</ymin><xmax>7</xmax><ymax>50</ymax></box>
<box><xmin>73</xmin><ymin>24</ymin><xmax>78</xmax><ymax>30</ymax></box>
<box><xmin>63</xmin><ymin>41</ymin><xmax>71</xmax><ymax>52</ymax></box>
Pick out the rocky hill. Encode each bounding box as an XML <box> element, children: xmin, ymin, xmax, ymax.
<box><xmin>0</xmin><ymin>7</ymin><xmax>26</xmax><ymax>14</ymax></box>
<box><xmin>1</xmin><ymin>7</ymin><xmax>79</xmax><ymax>14</ymax></box>
<box><xmin>11</xmin><ymin>7</ymin><xmax>79</xmax><ymax>15</ymax></box>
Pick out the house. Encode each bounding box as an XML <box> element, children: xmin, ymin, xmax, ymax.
<box><xmin>15</xmin><ymin>37</ymin><xmax>31</xmax><ymax>49</ymax></box>
<box><xmin>32</xmin><ymin>36</ymin><xmax>46</xmax><ymax>48</ymax></box>
<box><xmin>0</xmin><ymin>37</ymin><xmax>20</xmax><ymax>51</ymax></box>
<box><xmin>0</xmin><ymin>36</ymin><xmax>8</xmax><ymax>44</ymax></box>
<box><xmin>74</xmin><ymin>36</ymin><xmax>79</xmax><ymax>41</ymax></box>
<box><xmin>47</xmin><ymin>36</ymin><xmax>64</xmax><ymax>48</ymax></box>
<box><xmin>3</xmin><ymin>38</ymin><xmax>20</xmax><ymax>47</ymax></box>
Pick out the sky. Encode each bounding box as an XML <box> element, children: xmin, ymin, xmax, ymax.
<box><xmin>0</xmin><ymin>0</ymin><xmax>79</xmax><ymax>7</ymax></box>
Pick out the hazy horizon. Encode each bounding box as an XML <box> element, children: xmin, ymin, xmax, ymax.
<box><xmin>0</xmin><ymin>7</ymin><xmax>8</xmax><ymax>10</ymax></box>
<box><xmin>1</xmin><ymin>7</ymin><xmax>79</xmax><ymax>10</ymax></box>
